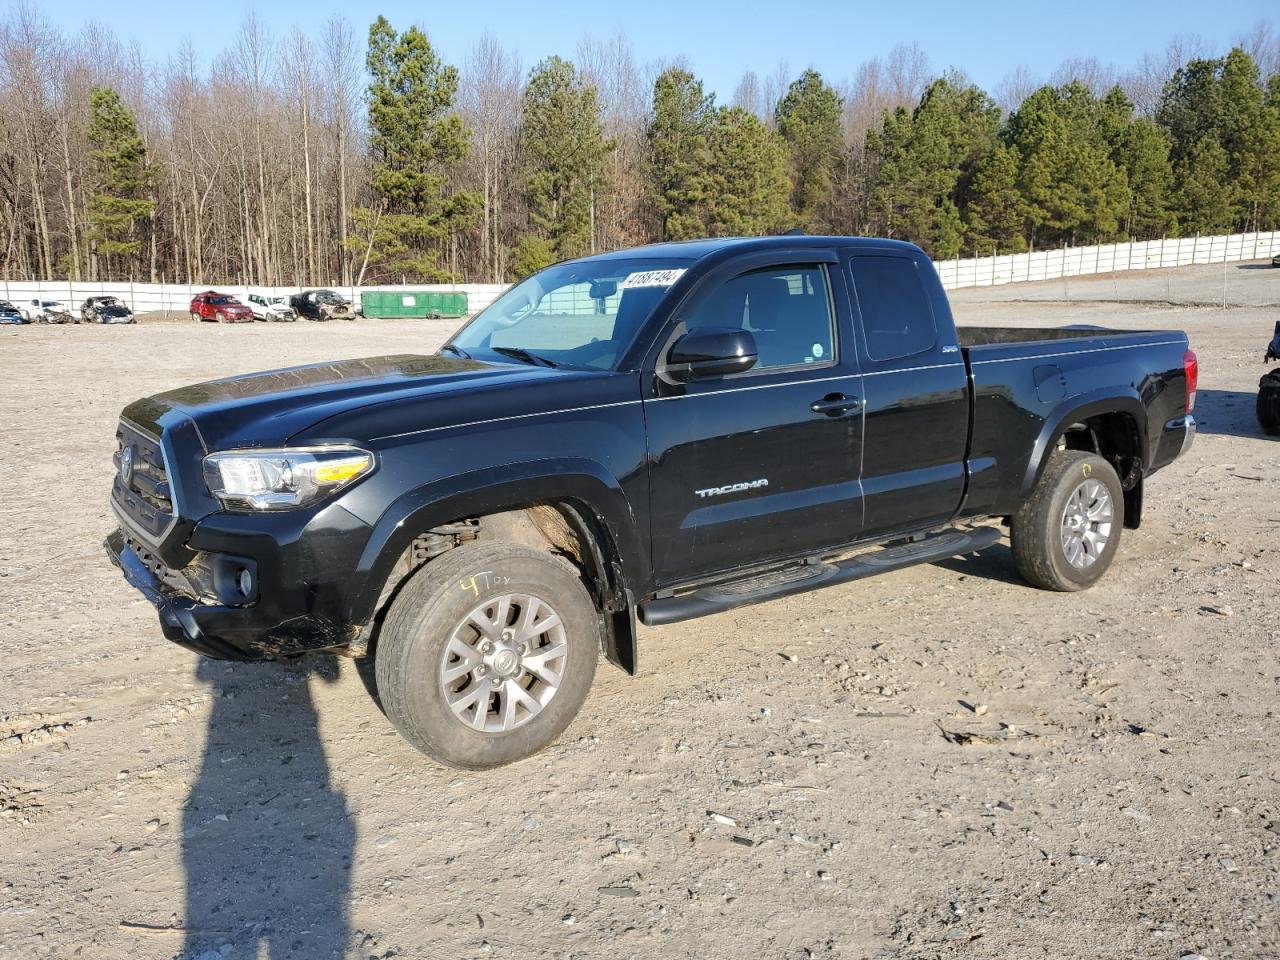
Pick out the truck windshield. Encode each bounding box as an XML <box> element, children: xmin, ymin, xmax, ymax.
<box><xmin>449</xmin><ymin>257</ymin><xmax>692</xmax><ymax>370</ymax></box>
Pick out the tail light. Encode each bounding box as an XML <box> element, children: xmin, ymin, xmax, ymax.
<box><xmin>1183</xmin><ymin>348</ymin><xmax>1198</xmax><ymax>412</ymax></box>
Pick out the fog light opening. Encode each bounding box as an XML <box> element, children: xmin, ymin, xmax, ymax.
<box><xmin>236</xmin><ymin>567</ymin><xmax>254</xmax><ymax>599</ymax></box>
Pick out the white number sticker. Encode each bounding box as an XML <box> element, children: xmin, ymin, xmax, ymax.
<box><xmin>620</xmin><ymin>269</ymin><xmax>686</xmax><ymax>289</ymax></box>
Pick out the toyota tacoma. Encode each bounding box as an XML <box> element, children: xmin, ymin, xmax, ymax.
<box><xmin>106</xmin><ymin>237</ymin><xmax>1197</xmax><ymax>768</ymax></box>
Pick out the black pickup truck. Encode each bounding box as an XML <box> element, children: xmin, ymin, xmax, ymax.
<box><xmin>106</xmin><ymin>237</ymin><xmax>1197</xmax><ymax>768</ymax></box>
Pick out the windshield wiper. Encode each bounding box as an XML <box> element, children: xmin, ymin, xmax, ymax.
<box><xmin>440</xmin><ymin>343</ymin><xmax>472</xmax><ymax>359</ymax></box>
<box><xmin>491</xmin><ymin>346</ymin><xmax>558</xmax><ymax>368</ymax></box>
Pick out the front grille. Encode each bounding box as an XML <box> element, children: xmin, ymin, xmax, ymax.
<box><xmin>113</xmin><ymin>420</ymin><xmax>177</xmax><ymax>541</ymax></box>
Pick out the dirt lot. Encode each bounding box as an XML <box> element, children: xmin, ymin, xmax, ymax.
<box><xmin>1</xmin><ymin>262</ymin><xmax>1278</xmax><ymax>960</ymax></box>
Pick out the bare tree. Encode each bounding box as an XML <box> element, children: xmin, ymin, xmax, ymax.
<box><xmin>1050</xmin><ymin>56</ymin><xmax>1119</xmax><ymax>96</ymax></box>
<box><xmin>885</xmin><ymin>41</ymin><xmax>931</xmax><ymax>105</ymax></box>
<box><xmin>993</xmin><ymin>65</ymin><xmax>1040</xmax><ymax>114</ymax></box>
<box><xmin>732</xmin><ymin>70</ymin><xmax>764</xmax><ymax>119</ymax></box>
<box><xmin>322</xmin><ymin>15</ymin><xmax>359</xmax><ymax>285</ymax></box>
<box><xmin>577</xmin><ymin>31</ymin><xmax>648</xmax><ymax>250</ymax></box>
<box><xmin>460</xmin><ymin>33</ymin><xmax>522</xmax><ymax>281</ymax></box>
<box><xmin>1236</xmin><ymin>19</ymin><xmax>1280</xmax><ymax>78</ymax></box>
<box><xmin>1123</xmin><ymin>34</ymin><xmax>1209</xmax><ymax>115</ymax></box>
<box><xmin>763</xmin><ymin>60</ymin><xmax>792</xmax><ymax>124</ymax></box>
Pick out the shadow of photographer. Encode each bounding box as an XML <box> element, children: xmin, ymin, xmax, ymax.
<box><xmin>180</xmin><ymin>656</ymin><xmax>353</xmax><ymax>959</ymax></box>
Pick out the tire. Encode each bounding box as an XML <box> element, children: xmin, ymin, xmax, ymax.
<box><xmin>191</xmin><ymin>311</ymin><xmax>201</xmax><ymax>322</ymax></box>
<box><xmin>374</xmin><ymin>540</ymin><xmax>599</xmax><ymax>769</ymax></box>
<box><xmin>1011</xmin><ymin>450</ymin><xmax>1124</xmax><ymax>592</ymax></box>
<box><xmin>1257</xmin><ymin>370</ymin><xmax>1280</xmax><ymax>436</ymax></box>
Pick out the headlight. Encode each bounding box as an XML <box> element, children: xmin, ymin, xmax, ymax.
<box><xmin>202</xmin><ymin>446</ymin><xmax>374</xmax><ymax>511</ymax></box>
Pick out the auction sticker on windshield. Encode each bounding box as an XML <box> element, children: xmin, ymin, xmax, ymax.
<box><xmin>620</xmin><ymin>269</ymin><xmax>686</xmax><ymax>288</ymax></box>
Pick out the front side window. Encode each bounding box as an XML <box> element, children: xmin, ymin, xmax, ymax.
<box><xmin>451</xmin><ymin>257</ymin><xmax>692</xmax><ymax>370</ymax></box>
<box><xmin>849</xmin><ymin>256</ymin><xmax>937</xmax><ymax>362</ymax></box>
<box><xmin>684</xmin><ymin>265</ymin><xmax>834</xmax><ymax>370</ymax></box>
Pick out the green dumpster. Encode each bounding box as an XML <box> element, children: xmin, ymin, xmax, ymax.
<box><xmin>360</xmin><ymin>290</ymin><xmax>469</xmax><ymax>319</ymax></box>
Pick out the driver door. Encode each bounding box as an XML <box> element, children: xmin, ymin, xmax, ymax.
<box><xmin>643</xmin><ymin>255</ymin><xmax>865</xmax><ymax>585</ymax></box>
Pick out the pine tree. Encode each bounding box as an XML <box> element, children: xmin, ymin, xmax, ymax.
<box><xmin>1116</xmin><ymin>117</ymin><xmax>1175</xmax><ymax>237</ymax></box>
<box><xmin>84</xmin><ymin>86</ymin><xmax>154</xmax><ymax>279</ymax></box>
<box><xmin>1175</xmin><ymin>135</ymin><xmax>1234</xmax><ymax>233</ymax></box>
<box><xmin>1156</xmin><ymin>48</ymin><xmax>1277</xmax><ymax>231</ymax></box>
<box><xmin>349</xmin><ymin>16</ymin><xmax>480</xmax><ymax>282</ymax></box>
<box><xmin>700</xmin><ymin>107</ymin><xmax>792</xmax><ymax>236</ymax></box>
<box><xmin>774</xmin><ymin>70</ymin><xmax>844</xmax><ymax>229</ymax></box>
<box><xmin>1005</xmin><ymin>82</ymin><xmax>1130</xmax><ymax>246</ymax></box>
<box><xmin>647</xmin><ymin>68</ymin><xmax>715</xmax><ymax>241</ymax></box>
<box><xmin>866</xmin><ymin>76</ymin><xmax>1000</xmax><ymax>258</ymax></box>
<box><xmin>518</xmin><ymin>56</ymin><xmax>612</xmax><ymax>272</ymax></box>
<box><xmin>964</xmin><ymin>143</ymin><xmax>1027</xmax><ymax>253</ymax></box>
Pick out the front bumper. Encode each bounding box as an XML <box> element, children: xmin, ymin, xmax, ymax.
<box><xmin>105</xmin><ymin>514</ymin><xmax>367</xmax><ymax>661</ymax></box>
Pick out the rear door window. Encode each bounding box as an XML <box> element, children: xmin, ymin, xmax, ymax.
<box><xmin>849</xmin><ymin>257</ymin><xmax>937</xmax><ymax>362</ymax></box>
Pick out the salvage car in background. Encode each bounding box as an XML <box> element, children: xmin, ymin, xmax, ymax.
<box><xmin>20</xmin><ymin>298</ymin><xmax>75</xmax><ymax>323</ymax></box>
<box><xmin>0</xmin><ymin>300</ymin><xmax>28</xmax><ymax>324</ymax></box>
<box><xmin>190</xmin><ymin>291</ymin><xmax>253</xmax><ymax>324</ymax></box>
<box><xmin>290</xmin><ymin>288</ymin><xmax>355</xmax><ymax>321</ymax></box>
<box><xmin>81</xmin><ymin>295</ymin><xmax>134</xmax><ymax>324</ymax></box>
<box><xmin>245</xmin><ymin>293</ymin><xmax>297</xmax><ymax>322</ymax></box>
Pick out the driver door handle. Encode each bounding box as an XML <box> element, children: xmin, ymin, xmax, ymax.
<box><xmin>810</xmin><ymin>393</ymin><xmax>861</xmax><ymax>416</ymax></box>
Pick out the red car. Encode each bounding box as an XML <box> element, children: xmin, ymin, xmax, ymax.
<box><xmin>190</xmin><ymin>291</ymin><xmax>253</xmax><ymax>323</ymax></box>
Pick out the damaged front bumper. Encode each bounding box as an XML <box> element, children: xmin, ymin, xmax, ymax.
<box><xmin>104</xmin><ymin>526</ymin><xmax>362</xmax><ymax>661</ymax></box>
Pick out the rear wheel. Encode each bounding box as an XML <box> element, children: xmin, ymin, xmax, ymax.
<box><xmin>1011</xmin><ymin>450</ymin><xmax>1123</xmax><ymax>591</ymax></box>
<box><xmin>374</xmin><ymin>541</ymin><xmax>599</xmax><ymax>768</ymax></box>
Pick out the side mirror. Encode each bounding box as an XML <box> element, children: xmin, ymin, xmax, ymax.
<box><xmin>665</xmin><ymin>327</ymin><xmax>758</xmax><ymax>381</ymax></box>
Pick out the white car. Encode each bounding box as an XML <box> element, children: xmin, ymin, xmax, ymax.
<box><xmin>245</xmin><ymin>293</ymin><xmax>297</xmax><ymax>322</ymax></box>
<box><xmin>20</xmin><ymin>298</ymin><xmax>75</xmax><ymax>323</ymax></box>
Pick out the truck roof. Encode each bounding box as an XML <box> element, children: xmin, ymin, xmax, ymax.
<box><xmin>578</xmin><ymin>235</ymin><xmax>926</xmax><ymax>263</ymax></box>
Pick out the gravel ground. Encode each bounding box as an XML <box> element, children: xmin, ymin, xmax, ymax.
<box><xmin>1</xmin><ymin>262</ymin><xmax>1278</xmax><ymax>960</ymax></box>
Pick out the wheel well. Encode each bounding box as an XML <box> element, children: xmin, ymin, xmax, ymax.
<box><xmin>1059</xmin><ymin>411</ymin><xmax>1143</xmax><ymax>529</ymax></box>
<box><xmin>1060</xmin><ymin>411</ymin><xmax>1142</xmax><ymax>489</ymax></box>
<box><xmin>356</xmin><ymin>501</ymin><xmax>637</xmax><ymax>674</ymax></box>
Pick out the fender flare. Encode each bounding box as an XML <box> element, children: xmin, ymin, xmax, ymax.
<box><xmin>347</xmin><ymin>457</ymin><xmax>646</xmax><ymax>629</ymax></box>
<box><xmin>1019</xmin><ymin>390</ymin><xmax>1149</xmax><ymax>498</ymax></box>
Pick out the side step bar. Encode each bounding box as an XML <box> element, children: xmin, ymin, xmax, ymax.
<box><xmin>638</xmin><ymin>526</ymin><xmax>1002</xmax><ymax>627</ymax></box>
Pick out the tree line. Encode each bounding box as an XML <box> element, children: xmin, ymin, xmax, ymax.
<box><xmin>1</xmin><ymin>5</ymin><xmax>1277</xmax><ymax>285</ymax></box>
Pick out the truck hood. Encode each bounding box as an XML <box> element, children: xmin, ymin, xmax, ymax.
<box><xmin>122</xmin><ymin>353</ymin><xmax>563</xmax><ymax>450</ymax></box>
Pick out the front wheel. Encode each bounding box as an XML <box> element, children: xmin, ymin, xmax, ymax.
<box><xmin>191</xmin><ymin>311</ymin><xmax>201</xmax><ymax>322</ymax></box>
<box><xmin>1011</xmin><ymin>450</ymin><xmax>1123</xmax><ymax>591</ymax></box>
<box><xmin>374</xmin><ymin>541</ymin><xmax>599</xmax><ymax>769</ymax></box>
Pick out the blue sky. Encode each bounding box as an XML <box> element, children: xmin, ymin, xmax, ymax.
<box><xmin>31</xmin><ymin>0</ymin><xmax>1274</xmax><ymax>97</ymax></box>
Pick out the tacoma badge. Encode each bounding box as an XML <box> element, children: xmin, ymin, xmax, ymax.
<box><xmin>695</xmin><ymin>478</ymin><xmax>769</xmax><ymax>498</ymax></box>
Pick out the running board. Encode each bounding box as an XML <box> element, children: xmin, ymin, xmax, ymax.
<box><xmin>638</xmin><ymin>526</ymin><xmax>1002</xmax><ymax>627</ymax></box>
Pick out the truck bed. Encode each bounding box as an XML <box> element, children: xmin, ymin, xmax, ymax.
<box><xmin>954</xmin><ymin>322</ymin><xmax>1191</xmax><ymax>522</ymax></box>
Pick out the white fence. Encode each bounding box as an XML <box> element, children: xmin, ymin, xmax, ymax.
<box><xmin>4</xmin><ymin>230</ymin><xmax>1278</xmax><ymax>314</ymax></box>
<box><xmin>0</xmin><ymin>280</ymin><xmax>509</xmax><ymax>317</ymax></box>
<box><xmin>934</xmin><ymin>231</ymin><xmax>1280</xmax><ymax>290</ymax></box>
